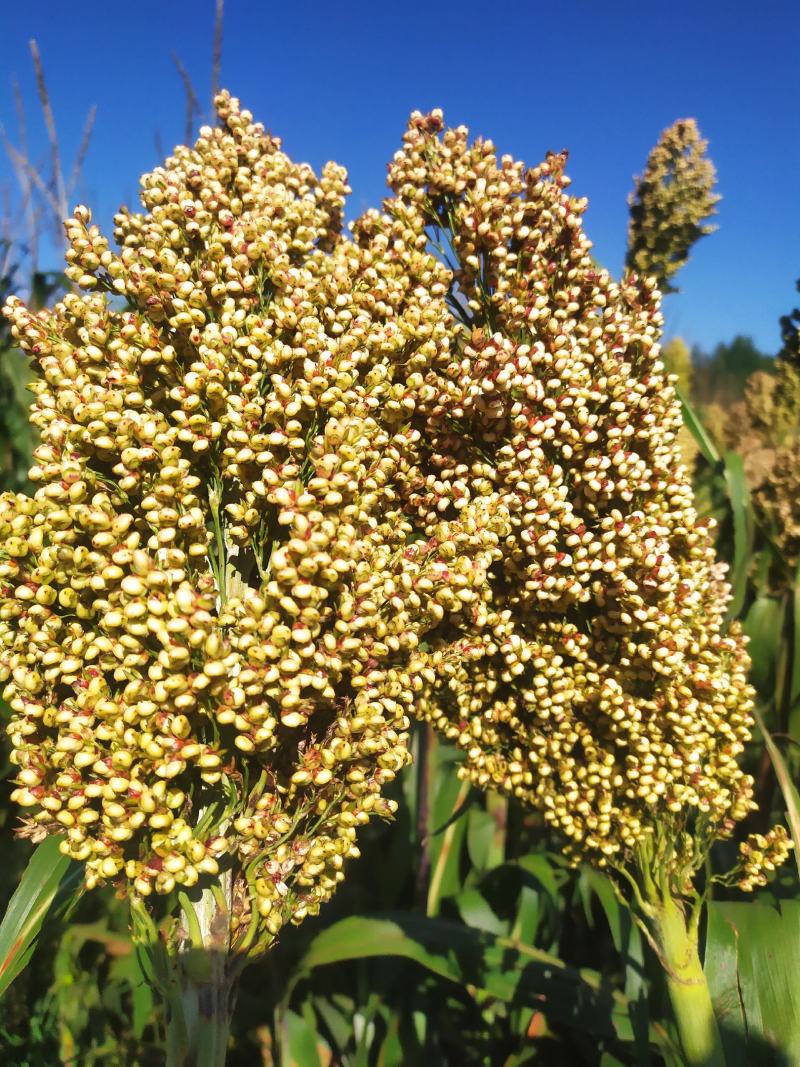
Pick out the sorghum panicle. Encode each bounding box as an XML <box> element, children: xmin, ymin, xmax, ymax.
<box><xmin>625</xmin><ymin>118</ymin><xmax>720</xmax><ymax>295</ymax></box>
<box><xmin>361</xmin><ymin>109</ymin><xmax>789</xmax><ymax>889</ymax></box>
<box><xmin>0</xmin><ymin>94</ymin><xmax>505</xmax><ymax>949</ymax></box>
<box><xmin>721</xmin><ymin>360</ymin><xmax>800</xmax><ymax>579</ymax></box>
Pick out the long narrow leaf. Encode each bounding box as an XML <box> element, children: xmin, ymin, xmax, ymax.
<box><xmin>752</xmin><ymin>704</ymin><xmax>800</xmax><ymax>879</ymax></box>
<box><xmin>0</xmin><ymin>836</ymin><xmax>80</xmax><ymax>997</ymax></box>
<box><xmin>675</xmin><ymin>383</ymin><xmax>720</xmax><ymax>466</ymax></box>
<box><xmin>743</xmin><ymin>595</ymin><xmax>784</xmax><ymax>698</ymax></box>
<box><xmin>581</xmin><ymin>868</ymin><xmax>650</xmax><ymax>1066</ymax></box>
<box><xmin>287</xmin><ymin>912</ymin><xmax>668</xmax><ymax>1053</ymax></box>
<box><xmin>722</xmin><ymin>450</ymin><xmax>753</xmax><ymax>621</ymax></box>
<box><xmin>790</xmin><ymin>560</ymin><xmax>800</xmax><ymax>734</ymax></box>
<box><xmin>707</xmin><ymin>900</ymin><xmax>800</xmax><ymax>1067</ymax></box>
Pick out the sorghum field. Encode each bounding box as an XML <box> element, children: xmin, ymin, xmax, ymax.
<box><xmin>1</xmin><ymin>4</ymin><xmax>799</xmax><ymax>1065</ymax></box>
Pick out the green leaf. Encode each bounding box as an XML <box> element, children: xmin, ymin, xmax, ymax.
<box><xmin>506</xmin><ymin>854</ymin><xmax>564</xmax><ymax>945</ymax></box>
<box><xmin>131</xmin><ymin>967</ymin><xmax>156</xmax><ymax>1041</ymax></box>
<box><xmin>514</xmin><ymin>853</ymin><xmax>563</xmax><ymax>904</ymax></box>
<box><xmin>752</xmin><ymin>705</ymin><xmax>800</xmax><ymax>880</ymax></box>
<box><xmin>466</xmin><ymin>807</ymin><xmax>497</xmax><ymax>874</ymax></box>
<box><xmin>580</xmin><ymin>868</ymin><xmax>650</xmax><ymax>1066</ymax></box>
<box><xmin>676</xmin><ymin>384</ymin><xmax>720</xmax><ymax>466</ymax></box>
<box><xmin>288</xmin><ymin>912</ymin><xmax>664</xmax><ymax>1050</ymax></box>
<box><xmin>790</xmin><ymin>559</ymin><xmax>800</xmax><ymax>734</ymax></box>
<box><xmin>455</xmin><ymin>887</ymin><xmax>506</xmax><ymax>935</ymax></box>
<box><xmin>427</xmin><ymin>777</ymin><xmax>470</xmax><ymax>913</ymax></box>
<box><xmin>430</xmin><ymin>784</ymin><xmax>474</xmax><ymax>837</ymax></box>
<box><xmin>512</xmin><ymin>885</ymin><xmax>543</xmax><ymax>946</ymax></box>
<box><xmin>375</xmin><ymin>1013</ymin><xmax>404</xmax><ymax>1067</ymax></box>
<box><xmin>581</xmin><ymin>868</ymin><xmax>630</xmax><ymax>956</ymax></box>
<box><xmin>706</xmin><ymin>899</ymin><xmax>800</xmax><ymax>1066</ymax></box>
<box><xmin>309</xmin><ymin>995</ymin><xmax>355</xmax><ymax>1061</ymax></box>
<box><xmin>0</xmin><ymin>836</ymin><xmax>81</xmax><ymax>997</ymax></box>
<box><xmin>283</xmin><ymin>1008</ymin><xmax>325</xmax><ymax>1067</ymax></box>
<box><xmin>704</xmin><ymin>904</ymin><xmax>748</xmax><ymax>1067</ymax></box>
<box><xmin>743</xmin><ymin>596</ymin><xmax>784</xmax><ymax>697</ymax></box>
<box><xmin>722</xmin><ymin>450</ymin><xmax>753</xmax><ymax>621</ymax></box>
<box><xmin>108</xmin><ymin>948</ymin><xmax>154</xmax><ymax>1040</ymax></box>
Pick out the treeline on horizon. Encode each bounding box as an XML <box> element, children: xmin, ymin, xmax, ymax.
<box><xmin>688</xmin><ymin>334</ymin><xmax>774</xmax><ymax>407</ymax></box>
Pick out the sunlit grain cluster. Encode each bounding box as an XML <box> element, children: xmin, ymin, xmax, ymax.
<box><xmin>0</xmin><ymin>93</ymin><xmax>504</xmax><ymax>950</ymax></box>
<box><xmin>369</xmin><ymin>109</ymin><xmax>788</xmax><ymax>885</ymax></box>
<box><xmin>625</xmin><ymin>118</ymin><xmax>719</xmax><ymax>295</ymax></box>
<box><xmin>1</xmin><ymin>98</ymin><xmax>787</xmax><ymax>931</ymax></box>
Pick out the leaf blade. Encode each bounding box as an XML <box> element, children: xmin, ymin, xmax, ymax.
<box><xmin>0</xmin><ymin>836</ymin><xmax>80</xmax><ymax>997</ymax></box>
<box><xmin>706</xmin><ymin>899</ymin><xmax>800</xmax><ymax>1066</ymax></box>
<box><xmin>752</xmin><ymin>705</ymin><xmax>800</xmax><ymax>879</ymax></box>
<box><xmin>722</xmin><ymin>450</ymin><xmax>753</xmax><ymax>621</ymax></box>
<box><xmin>288</xmin><ymin>912</ymin><xmax>666</xmax><ymax>1051</ymax></box>
<box><xmin>675</xmin><ymin>383</ymin><xmax>720</xmax><ymax>466</ymax></box>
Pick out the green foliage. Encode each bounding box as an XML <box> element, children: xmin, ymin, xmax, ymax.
<box><xmin>779</xmin><ymin>276</ymin><xmax>800</xmax><ymax>366</ymax></box>
<box><xmin>0</xmin><ymin>838</ymin><xmax>77</xmax><ymax>998</ymax></box>
<box><xmin>289</xmin><ymin>914</ymin><xmax>638</xmax><ymax>1044</ymax></box>
<box><xmin>707</xmin><ymin>898</ymin><xmax>800</xmax><ymax>1066</ymax></box>
<box><xmin>0</xmin><ymin>264</ymin><xmax>61</xmax><ymax>494</ymax></box>
<box><xmin>692</xmin><ymin>335</ymin><xmax>773</xmax><ymax>408</ymax></box>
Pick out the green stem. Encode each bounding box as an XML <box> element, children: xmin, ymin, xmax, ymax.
<box><xmin>167</xmin><ymin>957</ymin><xmax>235</xmax><ymax>1067</ymax></box>
<box><xmin>426</xmin><ymin>779</ymin><xmax>470</xmax><ymax>916</ymax></box>
<box><xmin>163</xmin><ymin>878</ymin><xmax>236</xmax><ymax>1067</ymax></box>
<box><xmin>649</xmin><ymin>891</ymin><xmax>725</xmax><ymax>1067</ymax></box>
<box><xmin>486</xmin><ymin>790</ymin><xmax>508</xmax><ymax>869</ymax></box>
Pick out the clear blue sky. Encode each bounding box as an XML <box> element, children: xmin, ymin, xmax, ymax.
<box><xmin>3</xmin><ymin>0</ymin><xmax>799</xmax><ymax>353</ymax></box>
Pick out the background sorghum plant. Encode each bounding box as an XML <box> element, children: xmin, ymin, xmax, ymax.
<box><xmin>350</xmin><ymin>108</ymin><xmax>790</xmax><ymax>1066</ymax></box>
<box><xmin>354</xmin><ymin>108</ymin><xmax>789</xmax><ymax>892</ymax></box>
<box><xmin>625</xmin><ymin>118</ymin><xmax>720</xmax><ymax>295</ymax></box>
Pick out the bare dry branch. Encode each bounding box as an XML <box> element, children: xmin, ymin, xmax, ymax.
<box><xmin>0</xmin><ymin>185</ymin><xmax>13</xmax><ymax>281</ymax></box>
<box><xmin>67</xmin><ymin>104</ymin><xmax>97</xmax><ymax>197</ymax></box>
<box><xmin>2</xmin><ymin>132</ymin><xmax>62</xmax><ymax>220</ymax></box>
<box><xmin>12</xmin><ymin>77</ymin><xmax>28</xmax><ymax>158</ymax></box>
<box><xmin>2</xmin><ymin>131</ymin><xmax>46</xmax><ymax>273</ymax></box>
<box><xmin>8</xmin><ymin>81</ymin><xmax>39</xmax><ymax>273</ymax></box>
<box><xmin>172</xmin><ymin>52</ymin><xmax>201</xmax><ymax>146</ymax></box>
<box><xmin>29</xmin><ymin>39</ymin><xmax>68</xmax><ymax>226</ymax></box>
<box><xmin>211</xmin><ymin>0</ymin><xmax>224</xmax><ymax>106</ymax></box>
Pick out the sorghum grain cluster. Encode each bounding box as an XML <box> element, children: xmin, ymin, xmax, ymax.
<box><xmin>361</xmin><ymin>110</ymin><xmax>788</xmax><ymax>888</ymax></box>
<box><xmin>625</xmin><ymin>118</ymin><xmax>719</xmax><ymax>295</ymax></box>
<box><xmin>726</xmin><ymin>359</ymin><xmax>800</xmax><ymax>576</ymax></box>
<box><xmin>0</xmin><ymin>94</ymin><xmax>505</xmax><ymax>949</ymax></box>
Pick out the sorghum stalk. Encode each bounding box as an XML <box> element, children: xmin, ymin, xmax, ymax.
<box><xmin>647</xmin><ymin>891</ymin><xmax>723</xmax><ymax>1067</ymax></box>
<box><xmin>170</xmin><ymin>880</ymin><xmax>236</xmax><ymax>1067</ymax></box>
<box><xmin>625</xmin><ymin>835</ymin><xmax>724</xmax><ymax>1067</ymax></box>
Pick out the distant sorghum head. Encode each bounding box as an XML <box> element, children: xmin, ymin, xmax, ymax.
<box><xmin>357</xmin><ymin>109</ymin><xmax>788</xmax><ymax>890</ymax></box>
<box><xmin>625</xmin><ymin>118</ymin><xmax>719</xmax><ymax>295</ymax></box>
<box><xmin>722</xmin><ymin>360</ymin><xmax>800</xmax><ymax>579</ymax></box>
<box><xmin>0</xmin><ymin>93</ymin><xmax>507</xmax><ymax>951</ymax></box>
<box><xmin>778</xmin><ymin>276</ymin><xmax>800</xmax><ymax>367</ymax></box>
